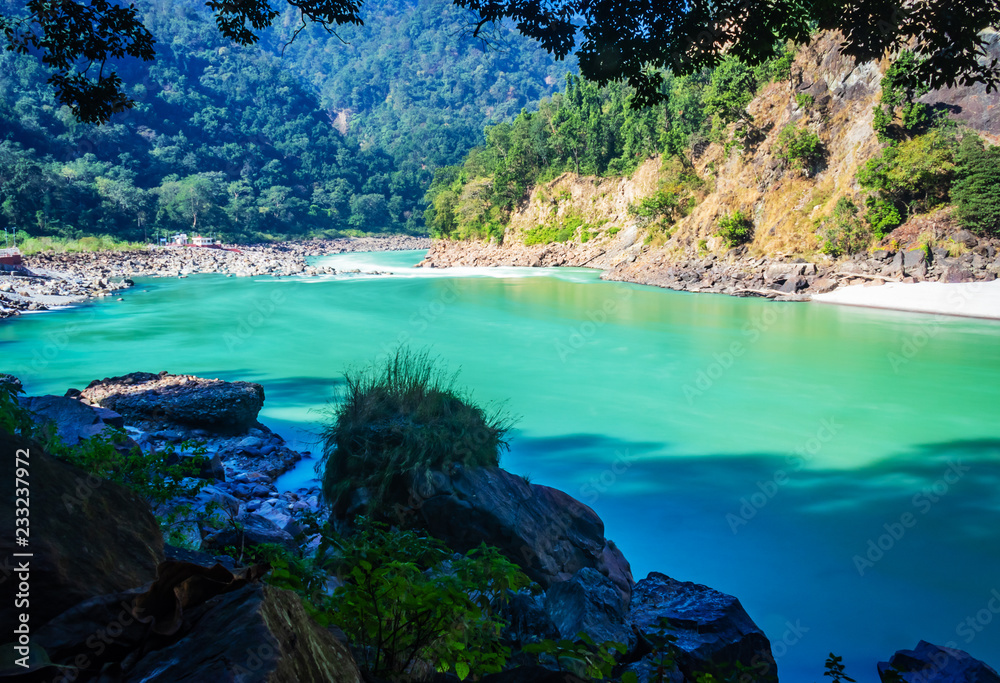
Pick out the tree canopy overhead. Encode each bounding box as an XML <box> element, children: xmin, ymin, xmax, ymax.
<box><xmin>2</xmin><ymin>0</ymin><xmax>999</xmax><ymax>122</ymax></box>
<box><xmin>458</xmin><ymin>0</ymin><xmax>1000</xmax><ymax>105</ymax></box>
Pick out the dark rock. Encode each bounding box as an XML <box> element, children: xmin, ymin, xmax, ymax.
<box><xmin>942</xmin><ymin>267</ymin><xmax>975</xmax><ymax>283</ymax></box>
<box><xmin>628</xmin><ymin>572</ymin><xmax>777</xmax><ymax>682</ymax></box>
<box><xmin>811</xmin><ymin>277</ymin><xmax>839</xmax><ymax>293</ymax></box>
<box><xmin>164</xmin><ymin>543</ymin><xmax>237</xmax><ymax>570</ymax></box>
<box><xmin>545</xmin><ymin>568</ymin><xmax>632</xmax><ymax>647</ymax></box>
<box><xmin>953</xmin><ymin>230</ymin><xmax>979</xmax><ymax>248</ymax></box>
<box><xmin>903</xmin><ymin>249</ymin><xmax>927</xmax><ymax>268</ymax></box>
<box><xmin>19</xmin><ymin>395</ymin><xmax>114</xmax><ymax>446</ymax></box>
<box><xmin>872</xmin><ymin>249</ymin><xmax>891</xmax><ymax>261</ymax></box>
<box><xmin>502</xmin><ymin>590</ymin><xmax>559</xmax><ymax>646</ymax></box>
<box><xmin>0</xmin><ymin>433</ymin><xmax>163</xmax><ymax>628</ymax></box>
<box><xmin>91</xmin><ymin>405</ymin><xmax>125</xmax><ymax>428</ymax></box>
<box><xmin>80</xmin><ymin>371</ymin><xmax>265</xmax><ymax>434</ymax></box>
<box><xmin>0</xmin><ymin>373</ymin><xmax>22</xmax><ymax>391</ymax></box>
<box><xmin>122</xmin><ymin>583</ymin><xmax>361</xmax><ymax>682</ymax></box>
<box><xmin>166</xmin><ymin>451</ymin><xmax>225</xmax><ymax>481</ymax></box>
<box><xmin>779</xmin><ymin>276</ymin><xmax>809</xmax><ymax>293</ymax></box>
<box><xmin>370</xmin><ymin>466</ymin><xmax>633</xmax><ymax>605</ymax></box>
<box><xmin>878</xmin><ymin>640</ymin><xmax>1000</xmax><ymax>683</ymax></box>
<box><xmin>203</xmin><ymin>513</ymin><xmax>296</xmax><ymax>551</ymax></box>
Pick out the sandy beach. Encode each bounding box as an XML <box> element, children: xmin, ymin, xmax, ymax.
<box><xmin>812</xmin><ymin>279</ymin><xmax>1000</xmax><ymax>320</ymax></box>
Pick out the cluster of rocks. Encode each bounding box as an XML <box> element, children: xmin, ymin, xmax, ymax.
<box><xmin>1</xmin><ymin>235</ymin><xmax>430</xmax><ymax>318</ymax></box>
<box><xmin>421</xmin><ymin>227</ymin><xmax>1000</xmax><ymax>302</ymax></box>
<box><xmin>20</xmin><ymin>372</ymin><xmax>325</xmax><ymax>558</ymax></box>
<box><xmin>600</xmin><ymin>232</ymin><xmax>999</xmax><ymax>301</ymax></box>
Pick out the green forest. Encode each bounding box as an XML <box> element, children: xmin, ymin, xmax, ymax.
<box><xmin>0</xmin><ymin>0</ymin><xmax>567</xmax><ymax>243</ymax></box>
<box><xmin>423</xmin><ymin>52</ymin><xmax>796</xmax><ymax>241</ymax></box>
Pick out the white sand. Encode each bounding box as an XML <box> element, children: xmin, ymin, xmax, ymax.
<box><xmin>812</xmin><ymin>279</ymin><xmax>1000</xmax><ymax>320</ymax></box>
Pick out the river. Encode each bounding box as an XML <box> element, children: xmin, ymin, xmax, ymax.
<box><xmin>5</xmin><ymin>249</ymin><xmax>1000</xmax><ymax>681</ymax></box>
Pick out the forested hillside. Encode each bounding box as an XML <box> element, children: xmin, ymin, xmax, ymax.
<box><xmin>425</xmin><ymin>32</ymin><xmax>1000</xmax><ymax>258</ymax></box>
<box><xmin>0</xmin><ymin>0</ymin><xmax>567</xmax><ymax>244</ymax></box>
<box><xmin>265</xmin><ymin>0</ymin><xmax>571</xmax><ymax>176</ymax></box>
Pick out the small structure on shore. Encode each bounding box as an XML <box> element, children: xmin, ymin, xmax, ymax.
<box><xmin>0</xmin><ymin>247</ymin><xmax>22</xmax><ymax>270</ymax></box>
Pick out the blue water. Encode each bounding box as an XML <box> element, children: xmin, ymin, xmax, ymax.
<box><xmin>5</xmin><ymin>249</ymin><xmax>1000</xmax><ymax>680</ymax></box>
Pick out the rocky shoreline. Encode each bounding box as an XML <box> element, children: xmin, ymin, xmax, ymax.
<box><xmin>5</xmin><ymin>371</ymin><xmax>999</xmax><ymax>682</ymax></box>
<box><xmin>418</xmin><ymin>229</ymin><xmax>1000</xmax><ymax>304</ymax></box>
<box><xmin>0</xmin><ymin>235</ymin><xmax>430</xmax><ymax>318</ymax></box>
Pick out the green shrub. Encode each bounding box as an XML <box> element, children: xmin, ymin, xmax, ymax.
<box><xmin>872</xmin><ymin>51</ymin><xmax>931</xmax><ymax>141</ymax></box>
<box><xmin>606</xmin><ymin>226</ymin><xmax>621</xmax><ymax>237</ymax></box>
<box><xmin>523</xmin><ymin>223</ymin><xmax>575</xmax><ymax>245</ymax></box>
<box><xmin>717</xmin><ymin>210</ymin><xmax>754</xmax><ymax>248</ymax></box>
<box><xmin>794</xmin><ymin>93</ymin><xmax>815</xmax><ymax>110</ymax></box>
<box><xmin>952</xmin><ymin>135</ymin><xmax>1000</xmax><ymax>235</ymax></box>
<box><xmin>320</xmin><ymin>349</ymin><xmax>512</xmax><ymax>517</ymax></box>
<box><xmin>630</xmin><ymin>190</ymin><xmax>679</xmax><ymax>218</ymax></box>
<box><xmin>0</xmin><ymin>380</ymin><xmax>34</xmax><ymax>437</ymax></box>
<box><xmin>820</xmin><ymin>198</ymin><xmax>874</xmax><ymax>256</ymax></box>
<box><xmin>320</xmin><ymin>519</ymin><xmax>530</xmax><ymax>680</ymax></box>
<box><xmin>17</xmin><ymin>234</ymin><xmax>146</xmax><ymax>256</ymax></box>
<box><xmin>523</xmin><ymin>633</ymin><xmax>626</xmax><ymax>680</ymax></box>
<box><xmin>775</xmin><ymin>125</ymin><xmax>824</xmax><ymax>171</ymax></box>
<box><xmin>857</xmin><ymin>129</ymin><xmax>957</xmax><ymax>227</ymax></box>
<box><xmin>863</xmin><ymin>197</ymin><xmax>903</xmax><ymax>237</ymax></box>
<box><xmin>55</xmin><ymin>431</ymin><xmax>208</xmax><ymax>506</ymax></box>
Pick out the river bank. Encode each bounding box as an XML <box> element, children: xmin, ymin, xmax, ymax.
<box><xmin>418</xmin><ymin>229</ymin><xmax>1000</xmax><ymax>318</ymax></box>
<box><xmin>1</xmin><ymin>235</ymin><xmax>430</xmax><ymax>318</ymax></box>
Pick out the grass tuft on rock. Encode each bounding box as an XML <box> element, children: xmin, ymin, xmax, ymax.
<box><xmin>320</xmin><ymin>348</ymin><xmax>512</xmax><ymax>517</ymax></box>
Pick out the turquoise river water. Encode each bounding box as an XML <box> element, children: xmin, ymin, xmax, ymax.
<box><xmin>5</xmin><ymin>249</ymin><xmax>1000</xmax><ymax>681</ymax></box>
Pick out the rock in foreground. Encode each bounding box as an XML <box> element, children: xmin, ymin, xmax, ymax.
<box><xmin>628</xmin><ymin>572</ymin><xmax>778</xmax><ymax>682</ymax></box>
<box><xmin>0</xmin><ymin>432</ymin><xmax>164</xmax><ymax>628</ymax></box>
<box><xmin>879</xmin><ymin>640</ymin><xmax>1000</xmax><ymax>683</ymax></box>
<box><xmin>80</xmin><ymin>371</ymin><xmax>265</xmax><ymax>434</ymax></box>
<box><xmin>362</xmin><ymin>465</ymin><xmax>634</xmax><ymax>606</ymax></box>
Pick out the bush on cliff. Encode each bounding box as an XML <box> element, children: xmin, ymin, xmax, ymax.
<box><xmin>952</xmin><ymin>135</ymin><xmax>1000</xmax><ymax>236</ymax></box>
<box><xmin>820</xmin><ymin>198</ymin><xmax>874</xmax><ymax>257</ymax></box>
<box><xmin>320</xmin><ymin>349</ymin><xmax>513</xmax><ymax>517</ymax></box>
<box><xmin>717</xmin><ymin>211</ymin><xmax>754</xmax><ymax>248</ymax></box>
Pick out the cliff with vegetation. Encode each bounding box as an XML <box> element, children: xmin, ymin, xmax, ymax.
<box><xmin>420</xmin><ymin>32</ymin><xmax>1000</xmax><ymax>298</ymax></box>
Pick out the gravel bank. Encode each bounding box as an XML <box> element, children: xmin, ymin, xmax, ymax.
<box><xmin>1</xmin><ymin>235</ymin><xmax>430</xmax><ymax>318</ymax></box>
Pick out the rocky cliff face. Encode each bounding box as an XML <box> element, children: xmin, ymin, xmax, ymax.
<box><xmin>420</xmin><ymin>31</ymin><xmax>1000</xmax><ymax>298</ymax></box>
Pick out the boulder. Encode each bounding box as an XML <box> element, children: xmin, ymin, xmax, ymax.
<box><xmin>878</xmin><ymin>640</ymin><xmax>1000</xmax><ymax>683</ymax></box>
<box><xmin>544</xmin><ymin>568</ymin><xmax>632</xmax><ymax>647</ymax></box>
<box><xmin>0</xmin><ymin>433</ymin><xmax>164</xmax><ymax>628</ymax></box>
<box><xmin>80</xmin><ymin>371</ymin><xmax>265</xmax><ymax>434</ymax></box>
<box><xmin>203</xmin><ymin>512</ymin><xmax>296</xmax><ymax>551</ymax></box>
<box><xmin>952</xmin><ymin>230</ymin><xmax>979</xmax><ymax>248</ymax></box>
<box><xmin>903</xmin><ymin>249</ymin><xmax>927</xmax><ymax>268</ymax></box>
<box><xmin>123</xmin><ymin>583</ymin><xmax>361</xmax><ymax>683</ymax></box>
<box><xmin>942</xmin><ymin>267</ymin><xmax>975</xmax><ymax>283</ymax></box>
<box><xmin>375</xmin><ymin>465</ymin><xmax>633</xmax><ymax>605</ymax></box>
<box><xmin>32</xmin><ymin>562</ymin><xmax>361</xmax><ymax>683</ymax></box>
<box><xmin>19</xmin><ymin>395</ymin><xmax>117</xmax><ymax>446</ymax></box>
<box><xmin>779</xmin><ymin>276</ymin><xmax>809</xmax><ymax>293</ymax></box>
<box><xmin>502</xmin><ymin>590</ymin><xmax>559</xmax><ymax>646</ymax></box>
<box><xmin>628</xmin><ymin>572</ymin><xmax>777</xmax><ymax>682</ymax></box>
<box><xmin>811</xmin><ymin>277</ymin><xmax>839</xmax><ymax>294</ymax></box>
